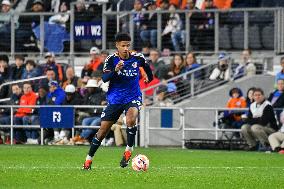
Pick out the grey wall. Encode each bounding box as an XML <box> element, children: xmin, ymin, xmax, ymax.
<box><xmin>146</xmin><ymin>75</ymin><xmax>275</xmax><ymax>146</ymax></box>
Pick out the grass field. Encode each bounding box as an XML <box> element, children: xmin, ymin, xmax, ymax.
<box><xmin>0</xmin><ymin>146</ymin><xmax>284</xmax><ymax>189</ymax></box>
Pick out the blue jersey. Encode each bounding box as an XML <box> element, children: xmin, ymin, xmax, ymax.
<box><xmin>102</xmin><ymin>52</ymin><xmax>152</xmax><ymax>104</ymax></box>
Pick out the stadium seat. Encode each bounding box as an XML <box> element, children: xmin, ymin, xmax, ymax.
<box><xmin>219</xmin><ymin>25</ymin><xmax>232</xmax><ymax>50</ymax></box>
<box><xmin>261</xmin><ymin>24</ymin><xmax>274</xmax><ymax>50</ymax></box>
<box><xmin>231</xmin><ymin>25</ymin><xmax>244</xmax><ymax>49</ymax></box>
<box><xmin>249</xmin><ymin>25</ymin><xmax>262</xmax><ymax>49</ymax></box>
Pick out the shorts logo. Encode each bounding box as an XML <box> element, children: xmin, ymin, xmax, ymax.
<box><xmin>132</xmin><ymin>62</ymin><xmax>137</xmax><ymax>68</ymax></box>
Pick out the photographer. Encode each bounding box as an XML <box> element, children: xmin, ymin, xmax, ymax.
<box><xmin>209</xmin><ymin>53</ymin><xmax>231</xmax><ymax>81</ymax></box>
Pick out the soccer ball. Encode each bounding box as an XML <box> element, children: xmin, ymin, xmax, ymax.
<box><xmin>131</xmin><ymin>154</ymin><xmax>149</xmax><ymax>171</ymax></box>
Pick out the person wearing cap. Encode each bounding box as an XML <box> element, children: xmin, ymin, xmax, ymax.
<box><xmin>51</xmin><ymin>84</ymin><xmax>83</xmax><ymax>145</ymax></box>
<box><xmin>0</xmin><ymin>0</ymin><xmax>13</xmax><ymax>27</ymax></box>
<box><xmin>81</xmin><ymin>47</ymin><xmax>103</xmax><ymax>79</ymax></box>
<box><xmin>209</xmin><ymin>53</ymin><xmax>231</xmax><ymax>81</ymax></box>
<box><xmin>42</xmin><ymin>52</ymin><xmax>63</xmax><ymax>81</ymax></box>
<box><xmin>62</xmin><ymin>66</ymin><xmax>82</xmax><ymax>90</ymax></box>
<box><xmin>47</xmin><ymin>80</ymin><xmax>66</xmax><ymax>105</ymax></box>
<box><xmin>70</xmin><ymin>79</ymin><xmax>106</xmax><ymax>145</ymax></box>
<box><xmin>153</xmin><ymin>84</ymin><xmax>173</xmax><ymax>106</ymax></box>
<box><xmin>72</xmin><ymin>79</ymin><xmax>106</xmax><ymax>145</ymax></box>
<box><xmin>9</xmin><ymin>55</ymin><xmax>25</xmax><ymax>80</ymax></box>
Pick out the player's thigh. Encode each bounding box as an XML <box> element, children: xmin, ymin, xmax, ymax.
<box><xmin>101</xmin><ymin>104</ymin><xmax>124</xmax><ymax>123</ymax></box>
<box><xmin>124</xmin><ymin>101</ymin><xmax>141</xmax><ymax>126</ymax></box>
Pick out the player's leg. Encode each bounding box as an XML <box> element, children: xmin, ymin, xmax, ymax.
<box><xmin>83</xmin><ymin>105</ymin><xmax>123</xmax><ymax>170</ymax></box>
<box><xmin>83</xmin><ymin>121</ymin><xmax>114</xmax><ymax>170</ymax></box>
<box><xmin>120</xmin><ymin>105</ymin><xmax>139</xmax><ymax>168</ymax></box>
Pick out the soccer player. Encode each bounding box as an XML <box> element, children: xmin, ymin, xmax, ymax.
<box><xmin>82</xmin><ymin>33</ymin><xmax>153</xmax><ymax>170</ymax></box>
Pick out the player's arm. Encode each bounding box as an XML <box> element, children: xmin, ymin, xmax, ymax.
<box><xmin>139</xmin><ymin>55</ymin><xmax>153</xmax><ymax>83</ymax></box>
<box><xmin>102</xmin><ymin>57</ymin><xmax>123</xmax><ymax>82</ymax></box>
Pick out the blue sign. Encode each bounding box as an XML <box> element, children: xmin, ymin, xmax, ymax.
<box><xmin>74</xmin><ymin>21</ymin><xmax>102</xmax><ymax>40</ymax></box>
<box><xmin>39</xmin><ymin>107</ymin><xmax>74</xmax><ymax>128</ymax></box>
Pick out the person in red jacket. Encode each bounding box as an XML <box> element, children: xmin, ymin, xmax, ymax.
<box><xmin>14</xmin><ymin>82</ymin><xmax>38</xmax><ymax>143</ymax></box>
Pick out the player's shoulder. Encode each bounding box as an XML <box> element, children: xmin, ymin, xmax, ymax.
<box><xmin>131</xmin><ymin>51</ymin><xmax>146</xmax><ymax>61</ymax></box>
<box><xmin>105</xmin><ymin>53</ymin><xmax>117</xmax><ymax>63</ymax></box>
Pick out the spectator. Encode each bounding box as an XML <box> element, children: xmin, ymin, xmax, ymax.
<box><xmin>62</xmin><ymin>66</ymin><xmax>82</xmax><ymax>90</ymax></box>
<box><xmin>42</xmin><ymin>52</ymin><xmax>63</xmax><ymax>82</ymax></box>
<box><xmin>14</xmin><ymin>82</ymin><xmax>38</xmax><ymax>144</ymax></box>
<box><xmin>139</xmin><ymin>74</ymin><xmax>160</xmax><ymax>96</ymax></box>
<box><xmin>185</xmin><ymin>52</ymin><xmax>200</xmax><ymax>72</ymax></box>
<box><xmin>241</xmin><ymin>88</ymin><xmax>278</xmax><ymax>151</ymax></box>
<box><xmin>275</xmin><ymin>57</ymin><xmax>284</xmax><ymax>83</ymax></box>
<box><xmin>209</xmin><ymin>53</ymin><xmax>230</xmax><ymax>81</ymax></box>
<box><xmin>156</xmin><ymin>0</ymin><xmax>188</xmax><ymax>9</ymax></box>
<box><xmin>268</xmin><ymin>111</ymin><xmax>284</xmax><ymax>153</ymax></box>
<box><xmin>141</xmin><ymin>42</ymin><xmax>151</xmax><ymax>57</ymax></box>
<box><xmin>148</xmin><ymin>49</ymin><xmax>168</xmax><ymax>80</ymax></box>
<box><xmin>140</xmin><ymin>0</ymin><xmax>158</xmax><ymax>48</ymax></box>
<box><xmin>71</xmin><ymin>79</ymin><xmax>106</xmax><ymax>145</ymax></box>
<box><xmin>131</xmin><ymin>0</ymin><xmax>145</xmax><ymax>49</ymax></box>
<box><xmin>48</xmin><ymin>1</ymin><xmax>70</xmax><ymax>28</ymax></box>
<box><xmin>21</xmin><ymin>59</ymin><xmax>42</xmax><ymax>79</ymax></box>
<box><xmin>47</xmin><ymin>80</ymin><xmax>65</xmax><ymax>105</ymax></box>
<box><xmin>223</xmin><ymin>88</ymin><xmax>247</xmax><ymax>132</ymax></box>
<box><xmin>16</xmin><ymin>0</ymin><xmax>46</xmax><ymax>52</ymax></box>
<box><xmin>0</xmin><ymin>83</ymin><xmax>22</xmax><ymax>144</ymax></box>
<box><xmin>0</xmin><ymin>55</ymin><xmax>10</xmax><ymax>98</ymax></box>
<box><xmin>245</xmin><ymin>87</ymin><xmax>256</xmax><ymax>107</ymax></box>
<box><xmin>91</xmin><ymin>70</ymin><xmax>108</xmax><ymax>93</ymax></box>
<box><xmin>153</xmin><ymin>85</ymin><xmax>173</xmax><ymax>106</ymax></box>
<box><xmin>0</xmin><ymin>0</ymin><xmax>13</xmax><ymax>29</ymax></box>
<box><xmin>167</xmin><ymin>54</ymin><xmax>185</xmax><ymax>77</ymax></box>
<box><xmin>0</xmin><ymin>0</ymin><xmax>13</xmax><ymax>50</ymax></box>
<box><xmin>268</xmin><ymin>79</ymin><xmax>284</xmax><ymax>122</ymax></box>
<box><xmin>9</xmin><ymin>55</ymin><xmax>25</xmax><ymax>80</ymax></box>
<box><xmin>234</xmin><ymin>49</ymin><xmax>256</xmax><ymax>79</ymax></box>
<box><xmin>53</xmin><ymin>84</ymin><xmax>83</xmax><ymax>145</ymax></box>
<box><xmin>81</xmin><ymin>47</ymin><xmax>103</xmax><ymax>79</ymax></box>
<box><xmin>39</xmin><ymin>68</ymin><xmax>57</xmax><ymax>91</ymax></box>
<box><xmin>100</xmin><ymin>50</ymin><xmax>109</xmax><ymax>64</ymax></box>
<box><xmin>46</xmin><ymin>80</ymin><xmax>66</xmax><ymax>145</ymax></box>
<box><xmin>162</xmin><ymin>4</ymin><xmax>183</xmax><ymax>51</ymax></box>
<box><xmin>111</xmin><ymin>115</ymin><xmax>127</xmax><ymax>146</ymax></box>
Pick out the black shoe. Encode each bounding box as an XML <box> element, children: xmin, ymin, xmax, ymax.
<box><xmin>120</xmin><ymin>151</ymin><xmax>132</xmax><ymax>168</ymax></box>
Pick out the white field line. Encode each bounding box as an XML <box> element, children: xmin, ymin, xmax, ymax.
<box><xmin>1</xmin><ymin>166</ymin><xmax>284</xmax><ymax>170</ymax></box>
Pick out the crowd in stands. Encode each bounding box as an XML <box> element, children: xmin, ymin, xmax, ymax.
<box><xmin>0</xmin><ymin>0</ymin><xmax>284</xmax><ymax>52</ymax></box>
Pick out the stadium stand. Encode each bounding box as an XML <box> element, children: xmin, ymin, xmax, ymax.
<box><xmin>0</xmin><ymin>0</ymin><xmax>282</xmax><ymax>150</ymax></box>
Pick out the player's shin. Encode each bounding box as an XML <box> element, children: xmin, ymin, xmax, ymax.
<box><xmin>86</xmin><ymin>136</ymin><xmax>101</xmax><ymax>160</ymax></box>
<box><xmin>125</xmin><ymin>126</ymin><xmax>137</xmax><ymax>152</ymax></box>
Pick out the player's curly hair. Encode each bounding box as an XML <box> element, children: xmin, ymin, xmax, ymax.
<box><xmin>115</xmin><ymin>32</ymin><xmax>131</xmax><ymax>42</ymax></box>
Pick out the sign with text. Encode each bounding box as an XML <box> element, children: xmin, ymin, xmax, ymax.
<box><xmin>74</xmin><ymin>21</ymin><xmax>102</xmax><ymax>40</ymax></box>
<box><xmin>40</xmin><ymin>107</ymin><xmax>74</xmax><ymax>128</ymax></box>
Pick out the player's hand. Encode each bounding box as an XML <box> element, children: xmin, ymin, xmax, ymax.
<box><xmin>115</xmin><ymin>60</ymin><xmax>124</xmax><ymax>72</ymax></box>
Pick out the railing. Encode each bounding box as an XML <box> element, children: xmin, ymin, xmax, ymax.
<box><xmin>0</xmin><ymin>6</ymin><xmax>284</xmax><ymax>58</ymax></box>
<box><xmin>142</xmin><ymin>55</ymin><xmax>273</xmax><ymax>105</ymax></box>
<box><xmin>142</xmin><ymin>106</ymin><xmax>283</xmax><ymax>148</ymax></box>
<box><xmin>0</xmin><ymin>105</ymin><xmax>137</xmax><ymax>146</ymax></box>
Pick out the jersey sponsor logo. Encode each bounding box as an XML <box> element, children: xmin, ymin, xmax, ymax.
<box><xmin>132</xmin><ymin>62</ymin><xmax>137</xmax><ymax>68</ymax></box>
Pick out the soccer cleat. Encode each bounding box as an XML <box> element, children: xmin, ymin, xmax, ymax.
<box><xmin>82</xmin><ymin>160</ymin><xmax>92</xmax><ymax>170</ymax></box>
<box><xmin>120</xmin><ymin>151</ymin><xmax>132</xmax><ymax>168</ymax></box>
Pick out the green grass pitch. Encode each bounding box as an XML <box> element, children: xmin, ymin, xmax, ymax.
<box><xmin>0</xmin><ymin>146</ymin><xmax>284</xmax><ymax>189</ymax></box>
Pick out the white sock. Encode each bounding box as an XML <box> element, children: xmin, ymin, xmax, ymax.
<box><xmin>86</xmin><ymin>155</ymin><xmax>93</xmax><ymax>161</ymax></box>
<box><xmin>125</xmin><ymin>145</ymin><xmax>133</xmax><ymax>152</ymax></box>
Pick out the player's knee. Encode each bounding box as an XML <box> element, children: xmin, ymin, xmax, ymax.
<box><xmin>126</xmin><ymin>118</ymin><xmax>136</xmax><ymax>127</ymax></box>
